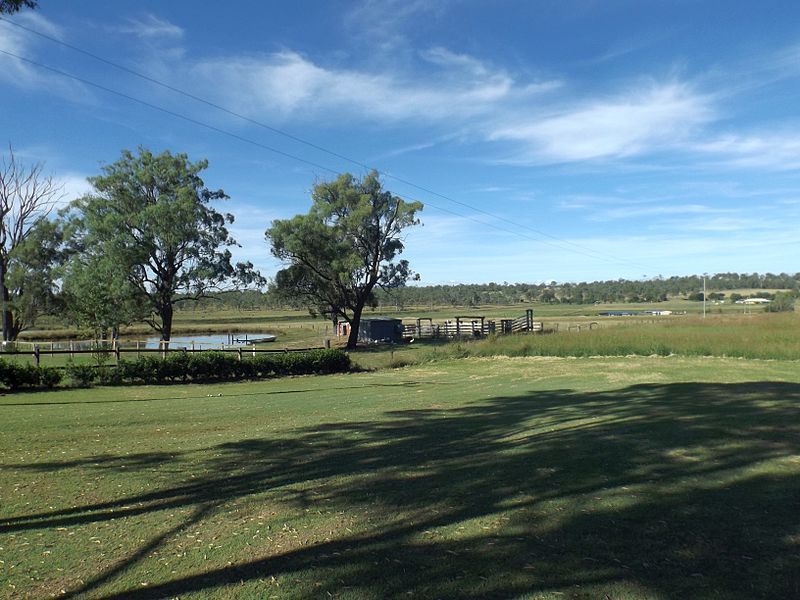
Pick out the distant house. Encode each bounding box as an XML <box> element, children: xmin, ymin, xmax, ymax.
<box><xmin>739</xmin><ymin>298</ymin><xmax>771</xmax><ymax>305</ymax></box>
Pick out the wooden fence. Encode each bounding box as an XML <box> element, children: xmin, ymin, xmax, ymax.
<box><xmin>1</xmin><ymin>343</ymin><xmax>328</xmax><ymax>368</ymax></box>
<box><xmin>402</xmin><ymin>310</ymin><xmax>543</xmax><ymax>340</ymax></box>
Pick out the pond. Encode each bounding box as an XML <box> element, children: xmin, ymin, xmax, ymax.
<box><xmin>23</xmin><ymin>333</ymin><xmax>277</xmax><ymax>351</ymax></box>
<box><xmin>136</xmin><ymin>333</ymin><xmax>277</xmax><ymax>349</ymax></box>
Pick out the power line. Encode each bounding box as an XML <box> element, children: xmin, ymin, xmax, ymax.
<box><xmin>4</xmin><ymin>50</ymin><xmax>658</xmax><ymax>272</ymax></box>
<box><xmin>0</xmin><ymin>15</ymin><xmax>655</xmax><ymax>271</ymax></box>
<box><xmin>0</xmin><ymin>49</ymin><xmax>585</xmax><ymax>248</ymax></box>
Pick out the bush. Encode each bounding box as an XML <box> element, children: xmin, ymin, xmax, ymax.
<box><xmin>66</xmin><ymin>362</ymin><xmax>97</xmax><ymax>387</ymax></box>
<box><xmin>25</xmin><ymin>348</ymin><xmax>352</xmax><ymax>389</ymax></box>
<box><xmin>0</xmin><ymin>360</ymin><xmax>64</xmax><ymax>390</ymax></box>
<box><xmin>766</xmin><ymin>292</ymin><xmax>796</xmax><ymax>313</ymax></box>
<box><xmin>38</xmin><ymin>367</ymin><xmax>63</xmax><ymax>388</ymax></box>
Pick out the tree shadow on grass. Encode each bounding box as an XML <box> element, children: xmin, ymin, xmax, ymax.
<box><xmin>2</xmin><ymin>381</ymin><xmax>800</xmax><ymax>598</ymax></box>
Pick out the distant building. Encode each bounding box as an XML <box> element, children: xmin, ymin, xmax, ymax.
<box><xmin>738</xmin><ymin>298</ymin><xmax>771</xmax><ymax>305</ymax></box>
<box><xmin>357</xmin><ymin>317</ymin><xmax>404</xmax><ymax>343</ymax></box>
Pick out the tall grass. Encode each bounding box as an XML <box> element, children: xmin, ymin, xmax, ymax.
<box><xmin>417</xmin><ymin>313</ymin><xmax>800</xmax><ymax>362</ymax></box>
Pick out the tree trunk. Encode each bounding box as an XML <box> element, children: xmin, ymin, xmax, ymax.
<box><xmin>0</xmin><ymin>261</ymin><xmax>12</xmax><ymax>342</ymax></box>
<box><xmin>160</xmin><ymin>302</ymin><xmax>173</xmax><ymax>353</ymax></box>
<box><xmin>346</xmin><ymin>304</ymin><xmax>364</xmax><ymax>350</ymax></box>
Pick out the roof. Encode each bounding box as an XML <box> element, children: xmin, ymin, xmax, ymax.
<box><xmin>361</xmin><ymin>317</ymin><xmax>403</xmax><ymax>322</ymax></box>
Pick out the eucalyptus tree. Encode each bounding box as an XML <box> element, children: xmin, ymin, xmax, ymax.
<box><xmin>266</xmin><ymin>171</ymin><xmax>422</xmax><ymax>349</ymax></box>
<box><xmin>68</xmin><ymin>148</ymin><xmax>261</xmax><ymax>345</ymax></box>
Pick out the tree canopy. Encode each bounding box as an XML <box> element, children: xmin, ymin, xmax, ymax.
<box><xmin>266</xmin><ymin>171</ymin><xmax>422</xmax><ymax>349</ymax></box>
<box><xmin>0</xmin><ymin>0</ymin><xmax>37</xmax><ymax>14</ymax></box>
<box><xmin>68</xmin><ymin>147</ymin><xmax>260</xmax><ymax>342</ymax></box>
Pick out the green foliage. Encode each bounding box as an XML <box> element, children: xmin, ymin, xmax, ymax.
<box><xmin>766</xmin><ymin>292</ymin><xmax>796</xmax><ymax>313</ymax></box>
<box><xmin>66</xmin><ymin>147</ymin><xmax>261</xmax><ymax>343</ymax></box>
<box><xmin>0</xmin><ymin>359</ymin><xmax>62</xmax><ymax>390</ymax></box>
<box><xmin>3</xmin><ymin>218</ymin><xmax>65</xmax><ymax>339</ymax></box>
<box><xmin>70</xmin><ymin>349</ymin><xmax>351</xmax><ymax>387</ymax></box>
<box><xmin>371</xmin><ymin>272</ymin><xmax>800</xmax><ymax>307</ymax></box>
<box><xmin>65</xmin><ymin>362</ymin><xmax>97</xmax><ymax>387</ymax></box>
<box><xmin>60</xmin><ymin>253</ymin><xmax>144</xmax><ymax>337</ymax></box>
<box><xmin>0</xmin><ymin>0</ymin><xmax>38</xmax><ymax>14</ymax></box>
<box><xmin>267</xmin><ymin>171</ymin><xmax>422</xmax><ymax>349</ymax></box>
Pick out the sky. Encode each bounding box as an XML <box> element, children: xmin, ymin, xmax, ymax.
<box><xmin>1</xmin><ymin>0</ymin><xmax>799</xmax><ymax>285</ymax></box>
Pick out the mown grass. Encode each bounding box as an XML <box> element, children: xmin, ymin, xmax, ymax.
<box><xmin>2</xmin><ymin>356</ymin><xmax>800</xmax><ymax>598</ymax></box>
<box><xmin>410</xmin><ymin>312</ymin><xmax>800</xmax><ymax>363</ymax></box>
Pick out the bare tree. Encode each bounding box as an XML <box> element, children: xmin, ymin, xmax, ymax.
<box><xmin>0</xmin><ymin>145</ymin><xmax>63</xmax><ymax>341</ymax></box>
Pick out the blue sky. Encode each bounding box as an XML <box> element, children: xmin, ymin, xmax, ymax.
<box><xmin>1</xmin><ymin>0</ymin><xmax>799</xmax><ymax>284</ymax></box>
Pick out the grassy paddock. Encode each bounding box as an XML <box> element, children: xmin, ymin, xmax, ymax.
<box><xmin>405</xmin><ymin>312</ymin><xmax>800</xmax><ymax>363</ymax></box>
<box><xmin>20</xmin><ymin>297</ymin><xmax>756</xmax><ymax>342</ymax></box>
<box><xmin>1</xmin><ymin>356</ymin><xmax>799</xmax><ymax>598</ymax></box>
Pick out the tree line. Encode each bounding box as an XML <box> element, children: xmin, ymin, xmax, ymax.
<box><xmin>1</xmin><ymin>146</ymin><xmax>421</xmax><ymax>349</ymax></box>
<box><xmin>175</xmin><ymin>274</ymin><xmax>800</xmax><ymax>313</ymax></box>
<box><xmin>3</xmin><ymin>144</ymin><xmax>796</xmax><ymax>350</ymax></box>
<box><xmin>372</xmin><ymin>274</ymin><xmax>800</xmax><ymax>308</ymax></box>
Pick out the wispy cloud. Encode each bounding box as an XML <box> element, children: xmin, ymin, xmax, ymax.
<box><xmin>488</xmin><ymin>81</ymin><xmax>714</xmax><ymax>163</ymax></box>
<box><xmin>345</xmin><ymin>0</ymin><xmax>452</xmax><ymax>45</ymax></box>
<box><xmin>586</xmin><ymin>203</ymin><xmax>735</xmax><ymax>222</ymax></box>
<box><xmin>693</xmin><ymin>132</ymin><xmax>800</xmax><ymax>170</ymax></box>
<box><xmin>117</xmin><ymin>14</ymin><xmax>184</xmax><ymax>40</ymax></box>
<box><xmin>189</xmin><ymin>49</ymin><xmax>556</xmax><ymax>124</ymax></box>
<box><xmin>0</xmin><ymin>13</ymin><xmax>92</xmax><ymax>101</ymax></box>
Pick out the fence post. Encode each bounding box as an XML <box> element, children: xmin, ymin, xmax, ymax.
<box><xmin>70</xmin><ymin>340</ymin><xmax>74</xmax><ymax>360</ymax></box>
<box><xmin>325</xmin><ymin>339</ymin><xmax>331</xmax><ymax>349</ymax></box>
<box><xmin>33</xmin><ymin>345</ymin><xmax>40</xmax><ymax>368</ymax></box>
<box><xmin>136</xmin><ymin>340</ymin><xmax>140</xmax><ymax>359</ymax></box>
<box><xmin>237</xmin><ymin>347</ymin><xmax>243</xmax><ymax>362</ymax></box>
<box><xmin>114</xmin><ymin>345</ymin><xmax>121</xmax><ymax>365</ymax></box>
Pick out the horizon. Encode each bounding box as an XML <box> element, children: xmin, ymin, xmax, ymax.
<box><xmin>2</xmin><ymin>1</ymin><xmax>799</xmax><ymax>284</ymax></box>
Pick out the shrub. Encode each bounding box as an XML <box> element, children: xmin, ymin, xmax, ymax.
<box><xmin>0</xmin><ymin>360</ymin><xmax>34</xmax><ymax>389</ymax></box>
<box><xmin>38</xmin><ymin>367</ymin><xmax>63</xmax><ymax>388</ymax></box>
<box><xmin>66</xmin><ymin>362</ymin><xmax>97</xmax><ymax>387</ymax></box>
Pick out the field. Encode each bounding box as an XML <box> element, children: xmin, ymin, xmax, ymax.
<box><xmin>8</xmin><ymin>299</ymin><xmax>791</xmax><ymax>371</ymax></box>
<box><xmin>2</xmin><ymin>354</ymin><xmax>800</xmax><ymax>599</ymax></box>
<box><xmin>19</xmin><ymin>296</ymin><xmax>762</xmax><ymax>344</ymax></box>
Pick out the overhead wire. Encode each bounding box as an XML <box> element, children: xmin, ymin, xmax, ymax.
<box><xmin>0</xmin><ymin>18</ymin><xmax>656</xmax><ymax>270</ymax></box>
<box><xmin>0</xmin><ymin>48</ymin><xmax>592</xmax><ymax>250</ymax></box>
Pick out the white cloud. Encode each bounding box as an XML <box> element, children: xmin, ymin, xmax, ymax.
<box><xmin>586</xmin><ymin>203</ymin><xmax>735</xmax><ymax>222</ymax></box>
<box><xmin>189</xmin><ymin>49</ymin><xmax>553</xmax><ymax>123</ymax></box>
<box><xmin>118</xmin><ymin>14</ymin><xmax>184</xmax><ymax>39</ymax></box>
<box><xmin>694</xmin><ymin>133</ymin><xmax>800</xmax><ymax>170</ymax></box>
<box><xmin>58</xmin><ymin>172</ymin><xmax>92</xmax><ymax>205</ymax></box>
<box><xmin>0</xmin><ymin>12</ymin><xmax>60</xmax><ymax>85</ymax></box>
<box><xmin>0</xmin><ymin>12</ymin><xmax>89</xmax><ymax>98</ymax></box>
<box><xmin>345</xmin><ymin>0</ymin><xmax>452</xmax><ymax>37</ymax></box>
<box><xmin>489</xmin><ymin>82</ymin><xmax>714</xmax><ymax>163</ymax></box>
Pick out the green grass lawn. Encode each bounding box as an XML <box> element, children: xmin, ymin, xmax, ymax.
<box><xmin>2</xmin><ymin>356</ymin><xmax>800</xmax><ymax>598</ymax></box>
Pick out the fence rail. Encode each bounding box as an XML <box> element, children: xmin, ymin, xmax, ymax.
<box><xmin>402</xmin><ymin>309</ymin><xmax>543</xmax><ymax>340</ymax></box>
<box><xmin>1</xmin><ymin>344</ymin><xmax>328</xmax><ymax>368</ymax></box>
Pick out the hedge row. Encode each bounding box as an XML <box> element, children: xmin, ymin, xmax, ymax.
<box><xmin>0</xmin><ymin>361</ymin><xmax>62</xmax><ymax>390</ymax></box>
<box><xmin>66</xmin><ymin>349</ymin><xmax>352</xmax><ymax>388</ymax></box>
<box><xmin>0</xmin><ymin>349</ymin><xmax>350</xmax><ymax>391</ymax></box>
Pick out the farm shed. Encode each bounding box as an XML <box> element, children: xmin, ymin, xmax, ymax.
<box><xmin>358</xmin><ymin>317</ymin><xmax>404</xmax><ymax>343</ymax></box>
